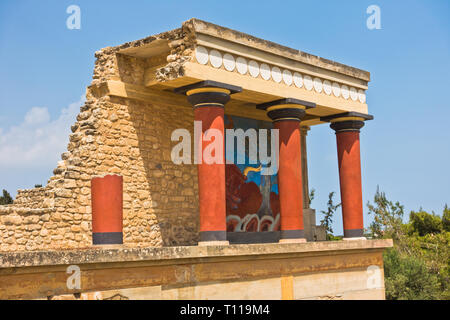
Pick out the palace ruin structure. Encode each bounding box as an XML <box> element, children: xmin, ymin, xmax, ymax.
<box><xmin>0</xmin><ymin>19</ymin><xmax>392</xmax><ymax>300</ymax></box>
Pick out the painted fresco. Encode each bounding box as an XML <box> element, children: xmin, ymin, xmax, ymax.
<box><xmin>225</xmin><ymin>115</ymin><xmax>280</xmax><ymax>232</ymax></box>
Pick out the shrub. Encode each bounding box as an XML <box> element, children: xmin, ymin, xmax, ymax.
<box><xmin>384</xmin><ymin>247</ymin><xmax>441</xmax><ymax>300</ymax></box>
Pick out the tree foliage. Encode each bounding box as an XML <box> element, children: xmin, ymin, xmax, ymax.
<box><xmin>367</xmin><ymin>187</ymin><xmax>449</xmax><ymax>300</ymax></box>
<box><xmin>384</xmin><ymin>247</ymin><xmax>442</xmax><ymax>300</ymax></box>
<box><xmin>367</xmin><ymin>186</ymin><xmax>405</xmax><ymax>240</ymax></box>
<box><xmin>0</xmin><ymin>189</ymin><xmax>13</xmax><ymax>205</ymax></box>
<box><xmin>409</xmin><ymin>210</ymin><xmax>442</xmax><ymax>236</ymax></box>
<box><xmin>442</xmin><ymin>204</ymin><xmax>450</xmax><ymax>232</ymax></box>
<box><xmin>308</xmin><ymin>188</ymin><xmax>315</xmax><ymax>207</ymax></box>
<box><xmin>320</xmin><ymin>192</ymin><xmax>341</xmax><ymax>240</ymax></box>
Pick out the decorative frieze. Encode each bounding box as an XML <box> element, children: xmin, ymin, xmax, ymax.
<box><xmin>195</xmin><ymin>46</ymin><xmax>367</xmax><ymax>104</ymax></box>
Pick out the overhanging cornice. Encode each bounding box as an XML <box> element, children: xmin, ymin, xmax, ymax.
<box><xmin>107</xmin><ymin>18</ymin><xmax>372</xmax><ymax>126</ymax></box>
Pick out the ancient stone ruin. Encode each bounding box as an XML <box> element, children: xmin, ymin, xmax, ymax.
<box><xmin>0</xmin><ymin>19</ymin><xmax>392</xmax><ymax>300</ymax></box>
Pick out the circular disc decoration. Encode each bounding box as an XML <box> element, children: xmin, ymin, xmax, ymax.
<box><xmin>293</xmin><ymin>72</ymin><xmax>303</xmax><ymax>88</ymax></box>
<box><xmin>195</xmin><ymin>46</ymin><xmax>209</xmax><ymax>65</ymax></box>
<box><xmin>341</xmin><ymin>85</ymin><xmax>350</xmax><ymax>100</ymax></box>
<box><xmin>209</xmin><ymin>49</ymin><xmax>223</xmax><ymax>68</ymax></box>
<box><xmin>358</xmin><ymin>89</ymin><xmax>366</xmax><ymax>103</ymax></box>
<box><xmin>236</xmin><ymin>57</ymin><xmax>248</xmax><ymax>75</ymax></box>
<box><xmin>350</xmin><ymin>87</ymin><xmax>358</xmax><ymax>101</ymax></box>
<box><xmin>282</xmin><ymin>69</ymin><xmax>293</xmax><ymax>86</ymax></box>
<box><xmin>260</xmin><ymin>63</ymin><xmax>271</xmax><ymax>80</ymax></box>
<box><xmin>248</xmin><ymin>60</ymin><xmax>260</xmax><ymax>78</ymax></box>
<box><xmin>323</xmin><ymin>80</ymin><xmax>332</xmax><ymax>95</ymax></box>
<box><xmin>313</xmin><ymin>77</ymin><xmax>323</xmax><ymax>93</ymax></box>
<box><xmin>332</xmin><ymin>82</ymin><xmax>341</xmax><ymax>97</ymax></box>
<box><xmin>304</xmin><ymin>75</ymin><xmax>313</xmax><ymax>91</ymax></box>
<box><xmin>271</xmin><ymin>66</ymin><xmax>282</xmax><ymax>83</ymax></box>
<box><xmin>223</xmin><ymin>53</ymin><xmax>235</xmax><ymax>71</ymax></box>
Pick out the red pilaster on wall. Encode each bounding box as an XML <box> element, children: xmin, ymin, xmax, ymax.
<box><xmin>91</xmin><ymin>175</ymin><xmax>123</xmax><ymax>245</ymax></box>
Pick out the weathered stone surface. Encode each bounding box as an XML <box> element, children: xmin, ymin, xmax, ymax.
<box><xmin>0</xmin><ymin>22</ymin><xmax>203</xmax><ymax>252</ymax></box>
<box><xmin>0</xmin><ymin>240</ymin><xmax>393</xmax><ymax>268</ymax></box>
<box><xmin>0</xmin><ymin>74</ymin><xmax>198</xmax><ymax>251</ymax></box>
<box><xmin>0</xmin><ymin>240</ymin><xmax>392</xmax><ymax>300</ymax></box>
<box><xmin>54</xmin><ymin>189</ymin><xmax>72</xmax><ymax>198</ymax></box>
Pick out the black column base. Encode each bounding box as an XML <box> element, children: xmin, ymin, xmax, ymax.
<box><xmin>199</xmin><ymin>231</ymin><xmax>227</xmax><ymax>242</ymax></box>
<box><xmin>343</xmin><ymin>228</ymin><xmax>364</xmax><ymax>238</ymax></box>
<box><xmin>280</xmin><ymin>229</ymin><xmax>305</xmax><ymax>239</ymax></box>
<box><xmin>92</xmin><ymin>232</ymin><xmax>123</xmax><ymax>245</ymax></box>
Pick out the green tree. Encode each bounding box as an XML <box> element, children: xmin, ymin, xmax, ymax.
<box><xmin>442</xmin><ymin>205</ymin><xmax>450</xmax><ymax>232</ymax></box>
<box><xmin>320</xmin><ymin>192</ymin><xmax>341</xmax><ymax>240</ymax></box>
<box><xmin>308</xmin><ymin>188</ymin><xmax>315</xmax><ymax>207</ymax></box>
<box><xmin>409</xmin><ymin>210</ymin><xmax>443</xmax><ymax>236</ymax></box>
<box><xmin>368</xmin><ymin>187</ymin><xmax>449</xmax><ymax>299</ymax></box>
<box><xmin>0</xmin><ymin>189</ymin><xmax>13</xmax><ymax>205</ymax></box>
<box><xmin>367</xmin><ymin>186</ymin><xmax>405</xmax><ymax>240</ymax></box>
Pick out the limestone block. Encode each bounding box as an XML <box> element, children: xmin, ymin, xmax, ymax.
<box><xmin>69</xmin><ymin>133</ymin><xmax>83</xmax><ymax>142</ymax></box>
<box><xmin>63</xmin><ymin>180</ymin><xmax>77</xmax><ymax>189</ymax></box>
<box><xmin>54</xmin><ymin>188</ymin><xmax>72</xmax><ymax>198</ymax></box>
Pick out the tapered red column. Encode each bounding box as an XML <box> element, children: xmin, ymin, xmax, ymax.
<box><xmin>175</xmin><ymin>80</ymin><xmax>242</xmax><ymax>245</ymax></box>
<box><xmin>321</xmin><ymin>112</ymin><xmax>374</xmax><ymax>240</ymax></box>
<box><xmin>276</xmin><ymin>120</ymin><xmax>304</xmax><ymax>240</ymax></box>
<box><xmin>334</xmin><ymin>126</ymin><xmax>364</xmax><ymax>238</ymax></box>
<box><xmin>258</xmin><ymin>98</ymin><xmax>316</xmax><ymax>243</ymax></box>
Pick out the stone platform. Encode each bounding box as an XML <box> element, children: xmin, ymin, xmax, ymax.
<box><xmin>0</xmin><ymin>239</ymin><xmax>392</xmax><ymax>300</ymax></box>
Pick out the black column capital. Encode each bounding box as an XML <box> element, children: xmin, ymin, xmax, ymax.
<box><xmin>256</xmin><ymin>98</ymin><xmax>316</xmax><ymax>123</ymax></box>
<box><xmin>174</xmin><ymin>80</ymin><xmax>242</xmax><ymax>109</ymax></box>
<box><xmin>320</xmin><ymin>112</ymin><xmax>374</xmax><ymax>133</ymax></box>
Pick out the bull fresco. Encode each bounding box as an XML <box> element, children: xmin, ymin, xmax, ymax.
<box><xmin>224</xmin><ymin>115</ymin><xmax>280</xmax><ymax>233</ymax></box>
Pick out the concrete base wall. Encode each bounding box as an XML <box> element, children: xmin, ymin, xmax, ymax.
<box><xmin>0</xmin><ymin>239</ymin><xmax>392</xmax><ymax>300</ymax></box>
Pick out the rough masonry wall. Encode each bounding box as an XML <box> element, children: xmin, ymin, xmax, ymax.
<box><xmin>0</xmin><ymin>89</ymin><xmax>199</xmax><ymax>252</ymax></box>
<box><xmin>0</xmin><ymin>25</ymin><xmax>200</xmax><ymax>251</ymax></box>
<box><xmin>0</xmin><ymin>92</ymin><xmax>199</xmax><ymax>251</ymax></box>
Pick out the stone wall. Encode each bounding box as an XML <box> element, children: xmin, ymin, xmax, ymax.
<box><xmin>0</xmin><ymin>240</ymin><xmax>393</xmax><ymax>300</ymax></box>
<box><xmin>1</xmin><ymin>94</ymin><xmax>199</xmax><ymax>251</ymax></box>
<box><xmin>0</xmin><ymin>24</ymin><xmax>200</xmax><ymax>252</ymax></box>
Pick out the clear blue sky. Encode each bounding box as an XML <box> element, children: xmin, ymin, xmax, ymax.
<box><xmin>0</xmin><ymin>0</ymin><xmax>449</xmax><ymax>235</ymax></box>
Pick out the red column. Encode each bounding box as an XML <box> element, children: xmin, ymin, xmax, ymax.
<box><xmin>91</xmin><ymin>175</ymin><xmax>123</xmax><ymax>245</ymax></box>
<box><xmin>258</xmin><ymin>98</ymin><xmax>316</xmax><ymax>242</ymax></box>
<box><xmin>195</xmin><ymin>106</ymin><xmax>227</xmax><ymax>243</ymax></box>
<box><xmin>335</xmin><ymin>130</ymin><xmax>364</xmax><ymax>238</ymax></box>
<box><xmin>322</xmin><ymin>112</ymin><xmax>373</xmax><ymax>239</ymax></box>
<box><xmin>275</xmin><ymin>120</ymin><xmax>305</xmax><ymax>241</ymax></box>
<box><xmin>175</xmin><ymin>81</ymin><xmax>242</xmax><ymax>245</ymax></box>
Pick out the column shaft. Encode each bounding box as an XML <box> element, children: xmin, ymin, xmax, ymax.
<box><xmin>276</xmin><ymin>120</ymin><xmax>305</xmax><ymax>239</ymax></box>
<box><xmin>321</xmin><ymin>112</ymin><xmax>373</xmax><ymax>240</ymax></box>
<box><xmin>336</xmin><ymin>131</ymin><xmax>364</xmax><ymax>238</ymax></box>
<box><xmin>257</xmin><ymin>98</ymin><xmax>315</xmax><ymax>242</ymax></box>
<box><xmin>175</xmin><ymin>80</ymin><xmax>242</xmax><ymax>245</ymax></box>
<box><xmin>195</xmin><ymin>106</ymin><xmax>227</xmax><ymax>242</ymax></box>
